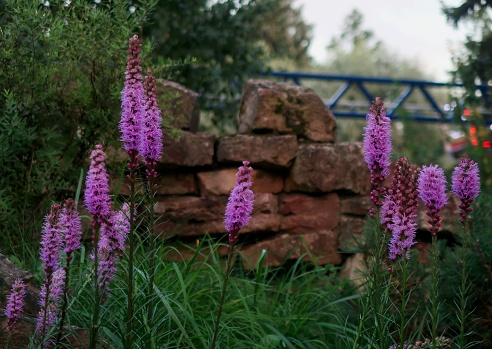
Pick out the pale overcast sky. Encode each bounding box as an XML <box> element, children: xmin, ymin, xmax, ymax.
<box><xmin>295</xmin><ymin>0</ymin><xmax>474</xmax><ymax>81</ymax></box>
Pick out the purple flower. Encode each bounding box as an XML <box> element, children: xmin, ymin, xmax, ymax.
<box><xmin>97</xmin><ymin>204</ymin><xmax>130</xmax><ymax>292</ymax></box>
<box><xmin>84</xmin><ymin>144</ymin><xmax>112</xmax><ymax>221</ymax></box>
<box><xmin>224</xmin><ymin>161</ymin><xmax>254</xmax><ymax>245</ymax></box>
<box><xmin>418</xmin><ymin>165</ymin><xmax>448</xmax><ymax>235</ymax></box>
<box><xmin>5</xmin><ymin>279</ymin><xmax>26</xmax><ymax>331</ymax></box>
<box><xmin>452</xmin><ymin>155</ymin><xmax>480</xmax><ymax>202</ymax></box>
<box><xmin>120</xmin><ymin>35</ymin><xmax>145</xmax><ymax>155</ymax></box>
<box><xmin>381</xmin><ymin>157</ymin><xmax>420</xmax><ymax>260</ymax></box>
<box><xmin>36</xmin><ymin>268</ymin><xmax>66</xmax><ymax>343</ymax></box>
<box><xmin>40</xmin><ymin>204</ymin><xmax>62</xmax><ymax>274</ymax></box>
<box><xmin>140</xmin><ymin>69</ymin><xmax>163</xmax><ymax>165</ymax></box>
<box><xmin>452</xmin><ymin>155</ymin><xmax>480</xmax><ymax>223</ymax></box>
<box><xmin>59</xmin><ymin>199</ymin><xmax>82</xmax><ymax>255</ymax></box>
<box><xmin>362</xmin><ymin>98</ymin><xmax>392</xmax><ymax>215</ymax></box>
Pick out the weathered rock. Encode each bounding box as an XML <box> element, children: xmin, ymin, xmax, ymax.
<box><xmin>159</xmin><ymin>131</ymin><xmax>215</xmax><ymax>167</ymax></box>
<box><xmin>289</xmin><ymin>142</ymin><xmax>371</xmax><ymax>195</ymax></box>
<box><xmin>280</xmin><ymin>193</ymin><xmax>339</xmax><ymax>233</ymax></box>
<box><xmin>156</xmin><ymin>79</ymin><xmax>200</xmax><ymax>132</ymax></box>
<box><xmin>217</xmin><ymin>134</ymin><xmax>298</xmax><ymax>169</ymax></box>
<box><xmin>340</xmin><ymin>196</ymin><xmax>372</xmax><ymax>216</ymax></box>
<box><xmin>197</xmin><ymin>169</ymin><xmax>284</xmax><ymax>196</ymax></box>
<box><xmin>154</xmin><ymin>196</ymin><xmax>226</xmax><ymax>222</ymax></box>
<box><xmin>0</xmin><ymin>254</ymin><xmax>39</xmax><ymax>316</ymax></box>
<box><xmin>339</xmin><ymin>253</ymin><xmax>366</xmax><ymax>287</ymax></box>
<box><xmin>157</xmin><ymin>213</ymin><xmax>282</xmax><ymax>237</ymax></box>
<box><xmin>155</xmin><ymin>172</ymin><xmax>196</xmax><ymax>195</ymax></box>
<box><xmin>241</xmin><ymin>231</ymin><xmax>341</xmax><ymax>269</ymax></box>
<box><xmin>337</xmin><ymin>216</ymin><xmax>366</xmax><ymax>252</ymax></box>
<box><xmin>237</xmin><ymin>80</ymin><xmax>336</xmax><ymax>142</ymax></box>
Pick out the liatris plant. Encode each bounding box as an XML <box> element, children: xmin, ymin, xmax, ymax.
<box><xmin>140</xmin><ymin>69</ymin><xmax>163</xmax><ymax>323</ymax></box>
<box><xmin>56</xmin><ymin>198</ymin><xmax>83</xmax><ymax>344</ymax></box>
<box><xmin>84</xmin><ymin>144</ymin><xmax>112</xmax><ymax>349</ymax></box>
<box><xmin>382</xmin><ymin>156</ymin><xmax>420</xmax><ymax>348</ymax></box>
<box><xmin>451</xmin><ymin>154</ymin><xmax>480</xmax><ymax>349</ymax></box>
<box><xmin>363</xmin><ymin>97</ymin><xmax>392</xmax><ymax>217</ymax></box>
<box><xmin>417</xmin><ymin>165</ymin><xmax>448</xmax><ymax>347</ymax></box>
<box><xmin>354</xmin><ymin>97</ymin><xmax>392</xmax><ymax>349</ymax></box>
<box><xmin>210</xmin><ymin>161</ymin><xmax>254</xmax><ymax>349</ymax></box>
<box><xmin>119</xmin><ymin>34</ymin><xmax>145</xmax><ymax>349</ymax></box>
<box><xmin>5</xmin><ymin>279</ymin><xmax>26</xmax><ymax>347</ymax></box>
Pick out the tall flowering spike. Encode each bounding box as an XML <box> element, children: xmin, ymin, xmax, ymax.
<box><xmin>84</xmin><ymin>144</ymin><xmax>112</xmax><ymax>221</ymax></box>
<box><xmin>97</xmin><ymin>205</ymin><xmax>130</xmax><ymax>294</ymax></box>
<box><xmin>381</xmin><ymin>157</ymin><xmax>420</xmax><ymax>260</ymax></box>
<box><xmin>363</xmin><ymin>97</ymin><xmax>392</xmax><ymax>216</ymax></box>
<box><xmin>452</xmin><ymin>155</ymin><xmax>480</xmax><ymax>223</ymax></box>
<box><xmin>5</xmin><ymin>279</ymin><xmax>26</xmax><ymax>331</ymax></box>
<box><xmin>140</xmin><ymin>69</ymin><xmax>163</xmax><ymax>165</ymax></box>
<box><xmin>40</xmin><ymin>204</ymin><xmax>62</xmax><ymax>274</ymax></box>
<box><xmin>120</xmin><ymin>34</ymin><xmax>145</xmax><ymax>155</ymax></box>
<box><xmin>59</xmin><ymin>198</ymin><xmax>82</xmax><ymax>255</ymax></box>
<box><xmin>224</xmin><ymin>161</ymin><xmax>254</xmax><ymax>245</ymax></box>
<box><xmin>418</xmin><ymin>165</ymin><xmax>448</xmax><ymax>236</ymax></box>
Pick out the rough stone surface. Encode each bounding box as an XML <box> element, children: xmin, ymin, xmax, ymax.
<box><xmin>337</xmin><ymin>216</ymin><xmax>366</xmax><ymax>252</ymax></box>
<box><xmin>160</xmin><ymin>131</ymin><xmax>215</xmax><ymax>167</ymax></box>
<box><xmin>156</xmin><ymin>79</ymin><xmax>200</xmax><ymax>132</ymax></box>
<box><xmin>217</xmin><ymin>134</ymin><xmax>298</xmax><ymax>169</ymax></box>
<box><xmin>197</xmin><ymin>169</ymin><xmax>284</xmax><ymax>196</ymax></box>
<box><xmin>340</xmin><ymin>196</ymin><xmax>372</xmax><ymax>216</ymax></box>
<box><xmin>0</xmin><ymin>254</ymin><xmax>39</xmax><ymax>316</ymax></box>
<box><xmin>280</xmin><ymin>193</ymin><xmax>339</xmax><ymax>233</ymax></box>
<box><xmin>339</xmin><ymin>253</ymin><xmax>366</xmax><ymax>287</ymax></box>
<box><xmin>289</xmin><ymin>142</ymin><xmax>371</xmax><ymax>195</ymax></box>
<box><xmin>156</xmin><ymin>173</ymin><xmax>196</xmax><ymax>195</ymax></box>
<box><xmin>154</xmin><ymin>196</ymin><xmax>226</xmax><ymax>222</ymax></box>
<box><xmin>237</xmin><ymin>80</ymin><xmax>336</xmax><ymax>142</ymax></box>
<box><xmin>241</xmin><ymin>230</ymin><xmax>341</xmax><ymax>269</ymax></box>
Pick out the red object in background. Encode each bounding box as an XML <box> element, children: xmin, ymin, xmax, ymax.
<box><xmin>470</xmin><ymin>125</ymin><xmax>479</xmax><ymax>146</ymax></box>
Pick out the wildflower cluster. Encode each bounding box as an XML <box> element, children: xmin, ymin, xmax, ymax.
<box><xmin>5</xmin><ymin>279</ymin><xmax>26</xmax><ymax>332</ymax></box>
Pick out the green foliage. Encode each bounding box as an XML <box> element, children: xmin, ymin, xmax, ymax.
<box><xmin>0</xmin><ymin>0</ymin><xmax>162</xmax><ymax>242</ymax></box>
<box><xmin>143</xmin><ymin>0</ymin><xmax>312</xmax><ymax>133</ymax></box>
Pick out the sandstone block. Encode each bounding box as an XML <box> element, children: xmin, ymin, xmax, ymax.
<box><xmin>197</xmin><ymin>169</ymin><xmax>284</xmax><ymax>196</ymax></box>
<box><xmin>159</xmin><ymin>131</ymin><xmax>215</xmax><ymax>167</ymax></box>
<box><xmin>337</xmin><ymin>216</ymin><xmax>366</xmax><ymax>252</ymax></box>
<box><xmin>217</xmin><ymin>134</ymin><xmax>298</xmax><ymax>169</ymax></box>
<box><xmin>280</xmin><ymin>193</ymin><xmax>339</xmax><ymax>233</ymax></box>
<box><xmin>156</xmin><ymin>173</ymin><xmax>196</xmax><ymax>195</ymax></box>
<box><xmin>241</xmin><ymin>230</ymin><xmax>341</xmax><ymax>269</ymax></box>
<box><xmin>156</xmin><ymin>79</ymin><xmax>200</xmax><ymax>132</ymax></box>
<box><xmin>290</xmin><ymin>142</ymin><xmax>371</xmax><ymax>194</ymax></box>
<box><xmin>340</xmin><ymin>196</ymin><xmax>372</xmax><ymax>216</ymax></box>
<box><xmin>339</xmin><ymin>253</ymin><xmax>366</xmax><ymax>287</ymax></box>
<box><xmin>237</xmin><ymin>80</ymin><xmax>336</xmax><ymax>142</ymax></box>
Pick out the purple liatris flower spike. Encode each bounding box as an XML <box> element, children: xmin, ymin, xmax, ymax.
<box><xmin>140</xmin><ymin>69</ymin><xmax>163</xmax><ymax>166</ymax></box>
<box><xmin>120</xmin><ymin>35</ymin><xmax>145</xmax><ymax>155</ymax></box>
<box><xmin>224</xmin><ymin>161</ymin><xmax>254</xmax><ymax>245</ymax></box>
<box><xmin>452</xmin><ymin>154</ymin><xmax>480</xmax><ymax>222</ymax></box>
<box><xmin>59</xmin><ymin>198</ymin><xmax>82</xmax><ymax>255</ymax></box>
<box><xmin>5</xmin><ymin>279</ymin><xmax>26</xmax><ymax>331</ymax></box>
<box><xmin>40</xmin><ymin>204</ymin><xmax>62</xmax><ymax>275</ymax></box>
<box><xmin>363</xmin><ymin>97</ymin><xmax>392</xmax><ymax>216</ymax></box>
<box><xmin>84</xmin><ymin>144</ymin><xmax>112</xmax><ymax>222</ymax></box>
<box><xmin>381</xmin><ymin>157</ymin><xmax>420</xmax><ymax>260</ymax></box>
<box><xmin>97</xmin><ymin>205</ymin><xmax>130</xmax><ymax>293</ymax></box>
<box><xmin>36</xmin><ymin>268</ymin><xmax>66</xmax><ymax>341</ymax></box>
<box><xmin>418</xmin><ymin>165</ymin><xmax>448</xmax><ymax>236</ymax></box>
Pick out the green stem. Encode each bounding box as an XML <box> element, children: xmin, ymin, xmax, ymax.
<box><xmin>211</xmin><ymin>240</ymin><xmax>237</xmax><ymax>349</ymax></box>
<box><xmin>430</xmin><ymin>232</ymin><xmax>439</xmax><ymax>349</ymax></box>
<box><xmin>56</xmin><ymin>256</ymin><xmax>72</xmax><ymax>345</ymax></box>
<box><xmin>459</xmin><ymin>219</ymin><xmax>469</xmax><ymax>349</ymax></box>
<box><xmin>399</xmin><ymin>258</ymin><xmax>408</xmax><ymax>349</ymax></box>
<box><xmin>90</xmin><ymin>223</ymin><xmax>101</xmax><ymax>349</ymax></box>
<box><xmin>125</xmin><ymin>152</ymin><xmax>138</xmax><ymax>349</ymax></box>
<box><xmin>147</xmin><ymin>166</ymin><xmax>156</xmax><ymax>326</ymax></box>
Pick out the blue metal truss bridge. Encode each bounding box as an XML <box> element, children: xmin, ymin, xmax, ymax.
<box><xmin>263</xmin><ymin>71</ymin><xmax>492</xmax><ymax>125</ymax></box>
